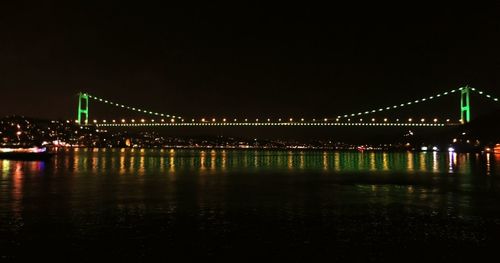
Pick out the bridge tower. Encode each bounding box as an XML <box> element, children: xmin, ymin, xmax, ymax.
<box><xmin>460</xmin><ymin>86</ymin><xmax>471</xmax><ymax>124</ymax></box>
<box><xmin>77</xmin><ymin>92</ymin><xmax>89</xmax><ymax>125</ymax></box>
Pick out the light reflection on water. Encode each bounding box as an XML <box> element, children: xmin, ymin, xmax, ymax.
<box><xmin>8</xmin><ymin>149</ymin><xmax>496</xmax><ymax>175</ymax></box>
<box><xmin>1</xmin><ymin>149</ymin><xmax>500</xmax><ymax>258</ymax></box>
<box><xmin>1</xmin><ymin>150</ymin><xmax>500</xmax><ymax>222</ymax></box>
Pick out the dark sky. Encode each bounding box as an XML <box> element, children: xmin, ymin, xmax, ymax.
<box><xmin>1</xmin><ymin>1</ymin><xmax>499</xmax><ymax>120</ymax></box>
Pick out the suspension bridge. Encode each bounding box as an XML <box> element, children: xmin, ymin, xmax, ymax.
<box><xmin>74</xmin><ymin>86</ymin><xmax>499</xmax><ymax>128</ymax></box>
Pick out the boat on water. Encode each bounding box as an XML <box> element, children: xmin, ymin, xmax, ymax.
<box><xmin>0</xmin><ymin>147</ymin><xmax>53</xmax><ymax>160</ymax></box>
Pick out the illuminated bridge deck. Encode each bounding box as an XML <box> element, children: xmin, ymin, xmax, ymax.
<box><xmin>95</xmin><ymin>122</ymin><xmax>458</xmax><ymax>128</ymax></box>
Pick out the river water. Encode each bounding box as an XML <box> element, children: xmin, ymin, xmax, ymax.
<box><xmin>1</xmin><ymin>149</ymin><xmax>500</xmax><ymax>260</ymax></box>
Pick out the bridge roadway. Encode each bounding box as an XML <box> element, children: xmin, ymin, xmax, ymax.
<box><xmin>95</xmin><ymin>121</ymin><xmax>457</xmax><ymax>128</ymax></box>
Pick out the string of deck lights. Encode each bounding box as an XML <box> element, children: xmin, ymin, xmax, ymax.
<box><xmin>85</xmin><ymin>117</ymin><xmax>456</xmax><ymax>125</ymax></box>
<box><xmin>86</xmin><ymin>93</ymin><xmax>183</xmax><ymax>120</ymax></box>
<box><xmin>95</xmin><ymin>122</ymin><xmax>450</xmax><ymax>128</ymax></box>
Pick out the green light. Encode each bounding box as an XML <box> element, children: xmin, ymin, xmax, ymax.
<box><xmin>460</xmin><ymin>86</ymin><xmax>471</xmax><ymax>123</ymax></box>
<box><xmin>77</xmin><ymin>92</ymin><xmax>89</xmax><ymax>125</ymax></box>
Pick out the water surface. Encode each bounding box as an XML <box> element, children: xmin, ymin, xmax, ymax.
<box><xmin>1</xmin><ymin>149</ymin><xmax>500</xmax><ymax>260</ymax></box>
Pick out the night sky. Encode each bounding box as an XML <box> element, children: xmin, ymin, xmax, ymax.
<box><xmin>1</xmin><ymin>2</ymin><xmax>499</xmax><ymax>120</ymax></box>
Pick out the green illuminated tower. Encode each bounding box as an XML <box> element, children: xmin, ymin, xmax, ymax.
<box><xmin>460</xmin><ymin>86</ymin><xmax>470</xmax><ymax>124</ymax></box>
<box><xmin>77</xmin><ymin>92</ymin><xmax>89</xmax><ymax>125</ymax></box>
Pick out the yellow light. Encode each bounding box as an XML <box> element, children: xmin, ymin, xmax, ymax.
<box><xmin>408</xmin><ymin>118</ymin><xmax>412</xmax><ymax>122</ymax></box>
<box><xmin>267</xmin><ymin>118</ymin><xmax>270</xmax><ymax>122</ymax></box>
<box><xmin>131</xmin><ymin>119</ymin><xmax>135</xmax><ymax>123</ymax></box>
<box><xmin>171</xmin><ymin>119</ymin><xmax>175</xmax><ymax>122</ymax></box>
<box><xmin>212</xmin><ymin>118</ymin><xmax>216</xmax><ymax>122</ymax></box>
<box><xmin>223</xmin><ymin>118</ymin><xmax>226</xmax><ymax>122</ymax></box>
<box><xmin>289</xmin><ymin>118</ymin><xmax>293</xmax><ymax>122</ymax></box>
<box><xmin>420</xmin><ymin>118</ymin><xmax>425</xmax><ymax>122</ymax></box>
<box><xmin>433</xmin><ymin>118</ymin><xmax>438</xmax><ymax>122</ymax></box>
<box><xmin>301</xmin><ymin>118</ymin><xmax>304</xmax><ymax>121</ymax></box>
<box><xmin>384</xmin><ymin>118</ymin><xmax>387</xmax><ymax>122</ymax></box>
<box><xmin>121</xmin><ymin>119</ymin><xmax>126</xmax><ymax>123</ymax></box>
<box><xmin>93</xmin><ymin>120</ymin><xmax>97</xmax><ymax>123</ymax></box>
<box><xmin>372</xmin><ymin>118</ymin><xmax>375</xmax><ymax>122</ymax></box>
<box><xmin>201</xmin><ymin>118</ymin><xmax>206</xmax><ymax>122</ymax></box>
<box><xmin>141</xmin><ymin>119</ymin><xmax>145</xmax><ymax>123</ymax></box>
